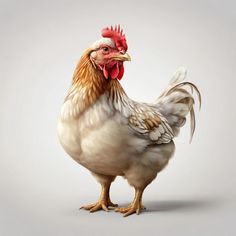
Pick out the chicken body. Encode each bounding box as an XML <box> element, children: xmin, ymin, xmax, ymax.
<box><xmin>58</xmin><ymin>26</ymin><xmax>201</xmax><ymax>216</ymax></box>
<box><xmin>58</xmin><ymin>87</ymin><xmax>175</xmax><ymax>186</ymax></box>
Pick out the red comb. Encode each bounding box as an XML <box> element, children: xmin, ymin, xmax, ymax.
<box><xmin>101</xmin><ymin>25</ymin><xmax>128</xmax><ymax>52</ymax></box>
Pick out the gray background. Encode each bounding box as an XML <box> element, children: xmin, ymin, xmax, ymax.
<box><xmin>0</xmin><ymin>0</ymin><xmax>236</xmax><ymax>235</ymax></box>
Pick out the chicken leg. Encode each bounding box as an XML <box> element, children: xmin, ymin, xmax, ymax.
<box><xmin>115</xmin><ymin>188</ymin><xmax>146</xmax><ymax>217</ymax></box>
<box><xmin>80</xmin><ymin>182</ymin><xmax>117</xmax><ymax>212</ymax></box>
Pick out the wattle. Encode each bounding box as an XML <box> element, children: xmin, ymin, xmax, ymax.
<box><xmin>102</xmin><ymin>62</ymin><xmax>124</xmax><ymax>80</ymax></box>
<box><xmin>110</xmin><ymin>63</ymin><xmax>119</xmax><ymax>79</ymax></box>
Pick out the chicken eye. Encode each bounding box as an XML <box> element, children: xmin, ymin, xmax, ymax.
<box><xmin>102</xmin><ymin>47</ymin><xmax>109</xmax><ymax>53</ymax></box>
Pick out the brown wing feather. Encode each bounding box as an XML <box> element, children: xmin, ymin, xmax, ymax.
<box><xmin>128</xmin><ymin>103</ymin><xmax>174</xmax><ymax>144</ymax></box>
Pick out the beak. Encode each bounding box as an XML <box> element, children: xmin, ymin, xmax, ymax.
<box><xmin>111</xmin><ymin>52</ymin><xmax>131</xmax><ymax>62</ymax></box>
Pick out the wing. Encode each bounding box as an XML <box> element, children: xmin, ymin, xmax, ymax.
<box><xmin>128</xmin><ymin>102</ymin><xmax>174</xmax><ymax>144</ymax></box>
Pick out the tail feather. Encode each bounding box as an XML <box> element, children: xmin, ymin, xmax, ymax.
<box><xmin>156</xmin><ymin>68</ymin><xmax>201</xmax><ymax>142</ymax></box>
<box><xmin>166</xmin><ymin>81</ymin><xmax>202</xmax><ymax>109</ymax></box>
<box><xmin>169</xmin><ymin>67</ymin><xmax>187</xmax><ymax>85</ymax></box>
<box><xmin>189</xmin><ymin>107</ymin><xmax>195</xmax><ymax>142</ymax></box>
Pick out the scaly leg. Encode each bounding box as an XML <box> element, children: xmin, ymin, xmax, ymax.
<box><xmin>115</xmin><ymin>188</ymin><xmax>146</xmax><ymax>217</ymax></box>
<box><xmin>80</xmin><ymin>183</ymin><xmax>117</xmax><ymax>212</ymax></box>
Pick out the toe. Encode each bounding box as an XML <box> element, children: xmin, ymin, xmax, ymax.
<box><xmin>123</xmin><ymin>208</ymin><xmax>136</xmax><ymax>217</ymax></box>
<box><xmin>109</xmin><ymin>202</ymin><xmax>118</xmax><ymax>207</ymax></box>
<box><xmin>115</xmin><ymin>207</ymin><xmax>128</xmax><ymax>213</ymax></box>
<box><xmin>114</xmin><ymin>207</ymin><xmax>120</xmax><ymax>212</ymax></box>
<box><xmin>136</xmin><ymin>207</ymin><xmax>141</xmax><ymax>215</ymax></box>
<box><xmin>82</xmin><ymin>201</ymin><xmax>112</xmax><ymax>213</ymax></box>
<box><xmin>90</xmin><ymin>204</ymin><xmax>101</xmax><ymax>212</ymax></box>
<box><xmin>80</xmin><ymin>203</ymin><xmax>96</xmax><ymax>210</ymax></box>
<box><xmin>101</xmin><ymin>204</ymin><xmax>109</xmax><ymax>212</ymax></box>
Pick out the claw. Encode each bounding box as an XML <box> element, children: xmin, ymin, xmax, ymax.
<box><xmin>136</xmin><ymin>207</ymin><xmax>141</xmax><ymax>215</ymax></box>
<box><xmin>115</xmin><ymin>203</ymin><xmax>145</xmax><ymax>217</ymax></box>
<box><xmin>114</xmin><ymin>188</ymin><xmax>146</xmax><ymax>217</ymax></box>
<box><xmin>101</xmin><ymin>204</ymin><xmax>109</xmax><ymax>212</ymax></box>
<box><xmin>81</xmin><ymin>182</ymin><xmax>117</xmax><ymax>213</ymax></box>
<box><xmin>124</xmin><ymin>208</ymin><xmax>137</xmax><ymax>217</ymax></box>
<box><xmin>89</xmin><ymin>203</ymin><xmax>108</xmax><ymax>213</ymax></box>
<box><xmin>80</xmin><ymin>203</ymin><xmax>96</xmax><ymax>210</ymax></box>
<box><xmin>108</xmin><ymin>201</ymin><xmax>118</xmax><ymax>208</ymax></box>
<box><xmin>90</xmin><ymin>204</ymin><xmax>101</xmax><ymax>213</ymax></box>
<box><xmin>81</xmin><ymin>199</ymin><xmax>117</xmax><ymax>213</ymax></box>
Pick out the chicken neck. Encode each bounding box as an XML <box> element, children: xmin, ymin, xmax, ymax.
<box><xmin>66</xmin><ymin>49</ymin><xmax>128</xmax><ymax>114</ymax></box>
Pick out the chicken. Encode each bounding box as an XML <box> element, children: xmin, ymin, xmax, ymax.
<box><xmin>57</xmin><ymin>25</ymin><xmax>201</xmax><ymax>217</ymax></box>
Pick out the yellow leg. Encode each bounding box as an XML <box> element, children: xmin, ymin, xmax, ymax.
<box><xmin>80</xmin><ymin>183</ymin><xmax>117</xmax><ymax>212</ymax></box>
<box><xmin>115</xmin><ymin>188</ymin><xmax>145</xmax><ymax>217</ymax></box>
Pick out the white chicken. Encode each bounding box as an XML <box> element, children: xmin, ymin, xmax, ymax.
<box><xmin>58</xmin><ymin>25</ymin><xmax>201</xmax><ymax>217</ymax></box>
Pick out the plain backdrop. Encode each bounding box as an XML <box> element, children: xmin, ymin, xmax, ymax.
<box><xmin>0</xmin><ymin>0</ymin><xmax>236</xmax><ymax>235</ymax></box>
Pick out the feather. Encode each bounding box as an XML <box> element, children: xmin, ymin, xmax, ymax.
<box><xmin>189</xmin><ymin>107</ymin><xmax>196</xmax><ymax>143</ymax></box>
<box><xmin>155</xmin><ymin>69</ymin><xmax>201</xmax><ymax>141</ymax></box>
<box><xmin>169</xmin><ymin>67</ymin><xmax>187</xmax><ymax>85</ymax></box>
<box><xmin>166</xmin><ymin>82</ymin><xmax>201</xmax><ymax>110</ymax></box>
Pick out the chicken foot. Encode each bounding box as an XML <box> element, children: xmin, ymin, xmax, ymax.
<box><xmin>115</xmin><ymin>188</ymin><xmax>146</xmax><ymax>217</ymax></box>
<box><xmin>80</xmin><ymin>183</ymin><xmax>117</xmax><ymax>212</ymax></box>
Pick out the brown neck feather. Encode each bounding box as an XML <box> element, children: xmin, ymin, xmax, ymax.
<box><xmin>72</xmin><ymin>49</ymin><xmax>109</xmax><ymax>94</ymax></box>
<box><xmin>66</xmin><ymin>49</ymin><xmax>109</xmax><ymax>112</ymax></box>
<box><xmin>66</xmin><ymin>48</ymin><xmax>127</xmax><ymax>114</ymax></box>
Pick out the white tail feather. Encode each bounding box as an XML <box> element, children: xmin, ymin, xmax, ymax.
<box><xmin>169</xmin><ymin>67</ymin><xmax>187</xmax><ymax>85</ymax></box>
<box><xmin>156</xmin><ymin>68</ymin><xmax>201</xmax><ymax>142</ymax></box>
